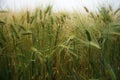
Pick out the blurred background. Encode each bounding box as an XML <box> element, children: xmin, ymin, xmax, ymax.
<box><xmin>0</xmin><ymin>0</ymin><xmax>120</xmax><ymax>12</ymax></box>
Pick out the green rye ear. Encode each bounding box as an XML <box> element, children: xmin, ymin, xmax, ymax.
<box><xmin>85</xmin><ymin>30</ymin><xmax>91</xmax><ymax>41</ymax></box>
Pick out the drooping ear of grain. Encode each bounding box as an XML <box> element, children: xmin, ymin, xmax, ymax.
<box><xmin>84</xmin><ymin>6</ymin><xmax>89</xmax><ymax>13</ymax></box>
<box><xmin>39</xmin><ymin>9</ymin><xmax>43</xmax><ymax>20</ymax></box>
<box><xmin>44</xmin><ymin>6</ymin><xmax>52</xmax><ymax>15</ymax></box>
<box><xmin>0</xmin><ymin>21</ymin><xmax>5</xmax><ymax>26</ymax></box>
<box><xmin>85</xmin><ymin>30</ymin><xmax>91</xmax><ymax>41</ymax></box>
<box><xmin>114</xmin><ymin>8</ymin><xmax>120</xmax><ymax>15</ymax></box>
<box><xmin>12</xmin><ymin>15</ymin><xmax>16</xmax><ymax>22</ymax></box>
<box><xmin>27</xmin><ymin>11</ymin><xmax>30</xmax><ymax>23</ymax></box>
<box><xmin>10</xmin><ymin>24</ymin><xmax>20</xmax><ymax>39</ymax></box>
<box><xmin>90</xmin><ymin>12</ymin><xmax>96</xmax><ymax>20</ymax></box>
<box><xmin>109</xmin><ymin>5</ymin><xmax>113</xmax><ymax>11</ymax></box>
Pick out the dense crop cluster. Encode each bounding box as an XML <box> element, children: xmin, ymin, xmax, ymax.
<box><xmin>0</xmin><ymin>6</ymin><xmax>120</xmax><ymax>80</ymax></box>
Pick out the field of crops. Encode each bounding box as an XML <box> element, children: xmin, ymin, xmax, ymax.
<box><xmin>0</xmin><ymin>6</ymin><xmax>120</xmax><ymax>80</ymax></box>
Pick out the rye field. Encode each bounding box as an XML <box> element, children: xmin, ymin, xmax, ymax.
<box><xmin>0</xmin><ymin>6</ymin><xmax>120</xmax><ymax>80</ymax></box>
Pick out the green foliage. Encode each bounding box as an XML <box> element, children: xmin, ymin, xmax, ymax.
<box><xmin>0</xmin><ymin>6</ymin><xmax>120</xmax><ymax>80</ymax></box>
